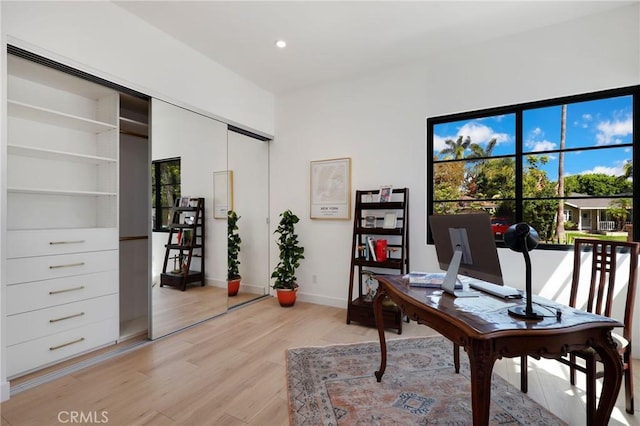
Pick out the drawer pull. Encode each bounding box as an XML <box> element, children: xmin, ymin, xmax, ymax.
<box><xmin>49</xmin><ymin>286</ymin><xmax>85</xmax><ymax>295</ymax></box>
<box><xmin>49</xmin><ymin>337</ymin><xmax>85</xmax><ymax>351</ymax></box>
<box><xmin>49</xmin><ymin>262</ymin><xmax>85</xmax><ymax>269</ymax></box>
<box><xmin>49</xmin><ymin>312</ymin><xmax>85</xmax><ymax>323</ymax></box>
<box><xmin>49</xmin><ymin>240</ymin><xmax>85</xmax><ymax>245</ymax></box>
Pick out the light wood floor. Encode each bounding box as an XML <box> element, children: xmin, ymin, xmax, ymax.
<box><xmin>1</xmin><ymin>298</ymin><xmax>638</xmax><ymax>425</ymax></box>
<box><xmin>151</xmin><ymin>284</ymin><xmax>227</xmax><ymax>339</ymax></box>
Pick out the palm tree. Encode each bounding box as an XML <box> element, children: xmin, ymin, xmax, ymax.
<box><xmin>608</xmin><ymin>198</ymin><xmax>632</xmax><ymax>231</ymax></box>
<box><xmin>623</xmin><ymin>160</ymin><xmax>633</xmax><ymax>179</ymax></box>
<box><xmin>555</xmin><ymin>105</ymin><xmax>567</xmax><ymax>243</ymax></box>
<box><xmin>467</xmin><ymin>137</ymin><xmax>497</xmax><ymax>160</ymax></box>
<box><xmin>439</xmin><ymin>135</ymin><xmax>471</xmax><ymax>159</ymax></box>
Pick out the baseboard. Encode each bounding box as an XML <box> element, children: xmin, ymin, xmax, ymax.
<box><xmin>1</xmin><ymin>380</ymin><xmax>10</xmax><ymax>402</ymax></box>
<box><xmin>205</xmin><ymin>278</ymin><xmax>226</xmax><ymax>288</ymax></box>
<box><xmin>238</xmin><ymin>283</ymin><xmax>266</xmax><ymax>295</ymax></box>
<box><xmin>296</xmin><ymin>291</ymin><xmax>347</xmax><ymax>309</ymax></box>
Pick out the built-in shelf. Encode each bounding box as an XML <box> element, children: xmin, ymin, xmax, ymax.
<box><xmin>119</xmin><ymin>116</ymin><xmax>148</xmax><ymax>137</ymax></box>
<box><xmin>8</xmin><ymin>144</ymin><xmax>117</xmax><ymax>164</ymax></box>
<box><xmin>7</xmin><ymin>187</ymin><xmax>117</xmax><ymax>197</ymax></box>
<box><xmin>8</xmin><ymin>100</ymin><xmax>116</xmax><ymax>133</ymax></box>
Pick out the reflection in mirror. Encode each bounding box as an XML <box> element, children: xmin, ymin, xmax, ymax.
<box><xmin>150</xmin><ymin>99</ymin><xmax>228</xmax><ymax>339</ymax></box>
<box><xmin>227</xmin><ymin>130</ymin><xmax>270</xmax><ymax>308</ymax></box>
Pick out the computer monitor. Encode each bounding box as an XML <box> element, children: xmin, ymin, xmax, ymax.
<box><xmin>429</xmin><ymin>213</ymin><xmax>504</xmax><ymax>285</ymax></box>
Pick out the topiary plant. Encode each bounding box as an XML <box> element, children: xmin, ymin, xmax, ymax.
<box><xmin>271</xmin><ymin>209</ymin><xmax>305</xmax><ymax>289</ymax></box>
<box><xmin>227</xmin><ymin>210</ymin><xmax>242</xmax><ymax>281</ymax></box>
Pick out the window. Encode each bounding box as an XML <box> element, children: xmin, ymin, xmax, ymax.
<box><xmin>152</xmin><ymin>158</ymin><xmax>181</xmax><ymax>232</ymax></box>
<box><xmin>427</xmin><ymin>86</ymin><xmax>639</xmax><ymax>248</ymax></box>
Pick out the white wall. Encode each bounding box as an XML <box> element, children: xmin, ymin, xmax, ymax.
<box><xmin>272</xmin><ymin>4</ymin><xmax>640</xmax><ymax>347</ymax></box>
<box><xmin>0</xmin><ymin>1</ymin><xmax>274</xmax><ymax>135</ymax></box>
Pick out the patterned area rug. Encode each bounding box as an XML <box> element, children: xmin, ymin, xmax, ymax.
<box><xmin>286</xmin><ymin>336</ymin><xmax>567</xmax><ymax>425</ymax></box>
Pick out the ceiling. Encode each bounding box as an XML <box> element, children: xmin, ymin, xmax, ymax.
<box><xmin>115</xmin><ymin>1</ymin><xmax>634</xmax><ymax>95</ymax></box>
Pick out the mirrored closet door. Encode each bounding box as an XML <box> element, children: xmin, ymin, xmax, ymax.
<box><xmin>150</xmin><ymin>99</ymin><xmax>228</xmax><ymax>339</ymax></box>
<box><xmin>227</xmin><ymin>131</ymin><xmax>270</xmax><ymax>308</ymax></box>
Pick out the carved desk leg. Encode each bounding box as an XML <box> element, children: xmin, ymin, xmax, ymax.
<box><xmin>592</xmin><ymin>330</ymin><xmax>623</xmax><ymax>426</ymax></box>
<box><xmin>374</xmin><ymin>286</ymin><xmax>387</xmax><ymax>382</ymax></box>
<box><xmin>467</xmin><ymin>339</ymin><xmax>496</xmax><ymax>426</ymax></box>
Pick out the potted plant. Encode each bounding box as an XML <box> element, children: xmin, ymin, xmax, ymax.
<box><xmin>227</xmin><ymin>210</ymin><xmax>242</xmax><ymax>296</ymax></box>
<box><xmin>271</xmin><ymin>209</ymin><xmax>305</xmax><ymax>307</ymax></box>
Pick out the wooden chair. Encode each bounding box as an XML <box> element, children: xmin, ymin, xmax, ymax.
<box><xmin>520</xmin><ymin>238</ymin><xmax>638</xmax><ymax>418</ymax></box>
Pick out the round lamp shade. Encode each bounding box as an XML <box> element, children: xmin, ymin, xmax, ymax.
<box><xmin>504</xmin><ymin>223</ymin><xmax>539</xmax><ymax>252</ymax></box>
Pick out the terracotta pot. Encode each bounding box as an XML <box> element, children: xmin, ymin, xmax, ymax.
<box><xmin>228</xmin><ymin>278</ymin><xmax>241</xmax><ymax>296</ymax></box>
<box><xmin>276</xmin><ymin>288</ymin><xmax>297</xmax><ymax>307</ymax></box>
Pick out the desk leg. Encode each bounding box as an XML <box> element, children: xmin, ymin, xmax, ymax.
<box><xmin>592</xmin><ymin>333</ymin><xmax>623</xmax><ymax>426</ymax></box>
<box><xmin>467</xmin><ymin>340</ymin><xmax>495</xmax><ymax>426</ymax></box>
<box><xmin>373</xmin><ymin>287</ymin><xmax>387</xmax><ymax>382</ymax></box>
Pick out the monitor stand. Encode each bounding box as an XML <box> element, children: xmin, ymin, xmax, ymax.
<box><xmin>442</xmin><ymin>248</ymin><xmax>478</xmax><ymax>297</ymax></box>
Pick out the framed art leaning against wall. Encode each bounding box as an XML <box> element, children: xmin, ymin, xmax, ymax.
<box><xmin>213</xmin><ymin>170</ymin><xmax>233</xmax><ymax>219</ymax></box>
<box><xmin>310</xmin><ymin>157</ymin><xmax>351</xmax><ymax>220</ymax></box>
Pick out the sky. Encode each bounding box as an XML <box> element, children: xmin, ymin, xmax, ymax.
<box><xmin>433</xmin><ymin>95</ymin><xmax>633</xmax><ymax>182</ymax></box>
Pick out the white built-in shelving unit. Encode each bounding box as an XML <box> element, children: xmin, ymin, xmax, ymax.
<box><xmin>4</xmin><ymin>55</ymin><xmax>120</xmax><ymax>377</ymax></box>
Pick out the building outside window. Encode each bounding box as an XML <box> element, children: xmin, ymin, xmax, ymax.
<box><xmin>152</xmin><ymin>158</ymin><xmax>181</xmax><ymax>232</ymax></box>
<box><xmin>427</xmin><ymin>86</ymin><xmax>638</xmax><ymax>248</ymax></box>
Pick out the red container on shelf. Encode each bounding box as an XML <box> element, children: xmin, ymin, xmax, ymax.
<box><xmin>375</xmin><ymin>239</ymin><xmax>387</xmax><ymax>262</ymax></box>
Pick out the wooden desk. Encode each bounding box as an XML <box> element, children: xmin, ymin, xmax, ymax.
<box><xmin>373</xmin><ymin>274</ymin><xmax>623</xmax><ymax>426</ymax></box>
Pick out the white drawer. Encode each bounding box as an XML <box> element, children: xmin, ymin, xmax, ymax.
<box><xmin>7</xmin><ymin>294</ymin><xmax>118</xmax><ymax>346</ymax></box>
<box><xmin>7</xmin><ymin>228</ymin><xmax>118</xmax><ymax>259</ymax></box>
<box><xmin>6</xmin><ymin>270</ymin><xmax>118</xmax><ymax>315</ymax></box>
<box><xmin>7</xmin><ymin>318</ymin><xmax>119</xmax><ymax>378</ymax></box>
<box><xmin>7</xmin><ymin>250</ymin><xmax>118</xmax><ymax>285</ymax></box>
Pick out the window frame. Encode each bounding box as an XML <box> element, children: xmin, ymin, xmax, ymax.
<box><xmin>152</xmin><ymin>157</ymin><xmax>181</xmax><ymax>233</ymax></box>
<box><xmin>427</xmin><ymin>85</ymin><xmax>640</xmax><ymax>250</ymax></box>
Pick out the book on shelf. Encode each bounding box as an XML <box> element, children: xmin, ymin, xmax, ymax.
<box><xmin>182</xmin><ymin>229</ymin><xmax>193</xmax><ymax>246</ymax></box>
<box><xmin>367</xmin><ymin>236</ymin><xmax>377</xmax><ymax>261</ymax></box>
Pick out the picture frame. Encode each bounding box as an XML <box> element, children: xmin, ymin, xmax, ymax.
<box><xmin>379</xmin><ymin>185</ymin><xmax>393</xmax><ymax>202</ymax></box>
<box><xmin>310</xmin><ymin>157</ymin><xmax>351</xmax><ymax>220</ymax></box>
<box><xmin>179</xmin><ymin>196</ymin><xmax>190</xmax><ymax>207</ymax></box>
<box><xmin>383</xmin><ymin>211</ymin><xmax>397</xmax><ymax>229</ymax></box>
<box><xmin>213</xmin><ymin>170</ymin><xmax>234</xmax><ymax>219</ymax></box>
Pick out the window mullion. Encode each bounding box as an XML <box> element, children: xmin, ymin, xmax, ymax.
<box><xmin>515</xmin><ymin>109</ymin><xmax>523</xmax><ymax>224</ymax></box>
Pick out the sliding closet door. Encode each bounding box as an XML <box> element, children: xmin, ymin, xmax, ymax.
<box><xmin>227</xmin><ymin>131</ymin><xmax>270</xmax><ymax>308</ymax></box>
<box><xmin>150</xmin><ymin>99</ymin><xmax>227</xmax><ymax>339</ymax></box>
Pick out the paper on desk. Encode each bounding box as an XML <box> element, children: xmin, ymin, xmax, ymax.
<box><xmin>453</xmin><ymin>297</ymin><xmax>518</xmax><ymax>313</ymax></box>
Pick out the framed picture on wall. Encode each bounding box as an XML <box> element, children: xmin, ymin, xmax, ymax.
<box><xmin>213</xmin><ymin>170</ymin><xmax>234</xmax><ymax>219</ymax></box>
<box><xmin>310</xmin><ymin>157</ymin><xmax>351</xmax><ymax>220</ymax></box>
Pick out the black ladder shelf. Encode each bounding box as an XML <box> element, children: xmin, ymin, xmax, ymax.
<box><xmin>347</xmin><ymin>188</ymin><xmax>409</xmax><ymax>334</ymax></box>
<box><xmin>161</xmin><ymin>197</ymin><xmax>205</xmax><ymax>291</ymax></box>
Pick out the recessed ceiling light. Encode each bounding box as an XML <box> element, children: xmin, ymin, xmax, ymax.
<box><xmin>275</xmin><ymin>40</ymin><xmax>287</xmax><ymax>49</ymax></box>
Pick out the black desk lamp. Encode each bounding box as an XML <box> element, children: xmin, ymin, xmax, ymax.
<box><xmin>504</xmin><ymin>223</ymin><xmax>545</xmax><ymax>320</ymax></box>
